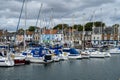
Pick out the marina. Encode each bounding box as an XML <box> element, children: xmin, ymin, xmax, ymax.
<box><xmin>1</xmin><ymin>0</ymin><xmax>120</xmax><ymax>80</ymax></box>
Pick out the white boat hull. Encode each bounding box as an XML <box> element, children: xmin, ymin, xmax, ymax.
<box><xmin>109</xmin><ymin>48</ymin><xmax>120</xmax><ymax>54</ymax></box>
<box><xmin>26</xmin><ymin>56</ymin><xmax>53</xmax><ymax>64</ymax></box>
<box><xmin>0</xmin><ymin>57</ymin><xmax>14</xmax><ymax>67</ymax></box>
<box><xmin>68</xmin><ymin>54</ymin><xmax>82</xmax><ymax>59</ymax></box>
<box><xmin>59</xmin><ymin>53</ymin><xmax>68</xmax><ymax>60</ymax></box>
<box><xmin>52</xmin><ymin>56</ymin><xmax>60</xmax><ymax>62</ymax></box>
<box><xmin>90</xmin><ymin>51</ymin><xmax>105</xmax><ymax>58</ymax></box>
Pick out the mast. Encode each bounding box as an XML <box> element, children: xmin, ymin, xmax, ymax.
<box><xmin>71</xmin><ymin>14</ymin><xmax>75</xmax><ymax>47</ymax></box>
<box><xmin>37</xmin><ymin>4</ymin><xmax>43</xmax><ymax>44</ymax></box>
<box><xmin>34</xmin><ymin>3</ymin><xmax>43</xmax><ymax>43</ymax></box>
<box><xmin>23</xmin><ymin>0</ymin><xmax>27</xmax><ymax>51</ymax></box>
<box><xmin>35</xmin><ymin>4</ymin><xmax>43</xmax><ymax>27</ymax></box>
<box><xmin>15</xmin><ymin>0</ymin><xmax>25</xmax><ymax>42</ymax></box>
<box><xmin>92</xmin><ymin>10</ymin><xmax>96</xmax><ymax>46</ymax></box>
<box><xmin>61</xmin><ymin>19</ymin><xmax>64</xmax><ymax>45</ymax></box>
<box><xmin>82</xmin><ymin>13</ymin><xmax>86</xmax><ymax>50</ymax></box>
<box><xmin>100</xmin><ymin>8</ymin><xmax>103</xmax><ymax>45</ymax></box>
<box><xmin>49</xmin><ymin>8</ymin><xmax>54</xmax><ymax>44</ymax></box>
<box><xmin>114</xmin><ymin>8</ymin><xmax>117</xmax><ymax>46</ymax></box>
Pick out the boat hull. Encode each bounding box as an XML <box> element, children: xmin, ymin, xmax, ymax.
<box><xmin>0</xmin><ymin>58</ymin><xmax>14</xmax><ymax>67</ymax></box>
<box><xmin>68</xmin><ymin>54</ymin><xmax>82</xmax><ymax>59</ymax></box>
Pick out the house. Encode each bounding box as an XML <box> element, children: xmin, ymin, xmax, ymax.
<box><xmin>41</xmin><ymin>29</ymin><xmax>64</xmax><ymax>44</ymax></box>
<box><xmin>25</xmin><ymin>30</ymin><xmax>34</xmax><ymax>42</ymax></box>
<box><xmin>91</xmin><ymin>27</ymin><xmax>103</xmax><ymax>45</ymax></box>
<box><xmin>102</xmin><ymin>26</ymin><xmax>119</xmax><ymax>45</ymax></box>
<box><xmin>0</xmin><ymin>29</ymin><xmax>3</xmax><ymax>42</ymax></box>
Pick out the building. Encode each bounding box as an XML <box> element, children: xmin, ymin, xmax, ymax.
<box><xmin>41</xmin><ymin>29</ymin><xmax>64</xmax><ymax>44</ymax></box>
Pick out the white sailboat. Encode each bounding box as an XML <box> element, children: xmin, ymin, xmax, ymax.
<box><xmin>23</xmin><ymin>47</ymin><xmax>53</xmax><ymax>64</ymax></box>
<box><xmin>12</xmin><ymin>0</ymin><xmax>27</xmax><ymax>66</ymax></box>
<box><xmin>0</xmin><ymin>50</ymin><xmax>14</xmax><ymax>67</ymax></box>
<box><xmin>67</xmin><ymin>48</ymin><xmax>82</xmax><ymax>59</ymax></box>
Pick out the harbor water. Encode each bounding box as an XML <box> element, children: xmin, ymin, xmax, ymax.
<box><xmin>0</xmin><ymin>54</ymin><xmax>120</xmax><ymax>80</ymax></box>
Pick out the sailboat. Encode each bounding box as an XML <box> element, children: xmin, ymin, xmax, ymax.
<box><xmin>23</xmin><ymin>47</ymin><xmax>53</xmax><ymax>64</ymax></box>
<box><xmin>12</xmin><ymin>0</ymin><xmax>27</xmax><ymax>65</ymax></box>
<box><xmin>67</xmin><ymin>48</ymin><xmax>82</xmax><ymax>59</ymax></box>
<box><xmin>0</xmin><ymin>49</ymin><xmax>14</xmax><ymax>67</ymax></box>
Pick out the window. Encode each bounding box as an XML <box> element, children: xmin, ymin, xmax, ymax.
<box><xmin>94</xmin><ymin>37</ymin><xmax>95</xmax><ymax>40</ymax></box>
<box><xmin>110</xmin><ymin>37</ymin><xmax>113</xmax><ymax>40</ymax></box>
<box><xmin>97</xmin><ymin>37</ymin><xmax>99</xmax><ymax>40</ymax></box>
<box><xmin>104</xmin><ymin>36</ymin><xmax>107</xmax><ymax>40</ymax></box>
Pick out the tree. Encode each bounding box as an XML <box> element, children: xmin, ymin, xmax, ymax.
<box><xmin>18</xmin><ymin>28</ymin><xmax>24</xmax><ymax>34</ymax></box>
<box><xmin>53</xmin><ymin>24</ymin><xmax>69</xmax><ymax>30</ymax></box>
<box><xmin>112</xmin><ymin>24</ymin><xmax>119</xmax><ymax>34</ymax></box>
<box><xmin>72</xmin><ymin>24</ymin><xmax>83</xmax><ymax>31</ymax></box>
<box><xmin>112</xmin><ymin>24</ymin><xmax>119</xmax><ymax>28</ymax></box>
<box><xmin>94</xmin><ymin>21</ymin><xmax>105</xmax><ymax>27</ymax></box>
<box><xmin>72</xmin><ymin>24</ymin><xmax>79</xmax><ymax>29</ymax></box>
<box><xmin>84</xmin><ymin>21</ymin><xmax>106</xmax><ymax>31</ymax></box>
<box><xmin>28</xmin><ymin>26</ymin><xmax>36</xmax><ymax>32</ymax></box>
<box><xmin>78</xmin><ymin>25</ymin><xmax>83</xmax><ymax>31</ymax></box>
<box><xmin>84</xmin><ymin>22</ymin><xmax>93</xmax><ymax>31</ymax></box>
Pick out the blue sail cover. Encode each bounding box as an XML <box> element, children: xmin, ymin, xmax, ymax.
<box><xmin>49</xmin><ymin>45</ymin><xmax>63</xmax><ymax>49</ymax></box>
<box><xmin>31</xmin><ymin>48</ymin><xmax>45</xmax><ymax>57</ymax></box>
<box><xmin>63</xmin><ymin>49</ymin><xmax>70</xmax><ymax>52</ymax></box>
<box><xmin>54</xmin><ymin>49</ymin><xmax>60</xmax><ymax>55</ymax></box>
<box><xmin>22</xmin><ymin>52</ymin><xmax>27</xmax><ymax>55</ymax></box>
<box><xmin>69</xmin><ymin>48</ymin><xmax>79</xmax><ymax>54</ymax></box>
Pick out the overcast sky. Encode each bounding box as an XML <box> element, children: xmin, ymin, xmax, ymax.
<box><xmin>0</xmin><ymin>0</ymin><xmax>120</xmax><ymax>32</ymax></box>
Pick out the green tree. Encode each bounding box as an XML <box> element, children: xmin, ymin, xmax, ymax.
<box><xmin>28</xmin><ymin>26</ymin><xmax>35</xmax><ymax>32</ymax></box>
<box><xmin>112</xmin><ymin>24</ymin><xmax>119</xmax><ymax>28</ymax></box>
<box><xmin>72</xmin><ymin>24</ymin><xmax>83</xmax><ymax>31</ymax></box>
<box><xmin>53</xmin><ymin>24</ymin><xmax>69</xmax><ymax>30</ymax></box>
<box><xmin>84</xmin><ymin>22</ymin><xmax>93</xmax><ymax>31</ymax></box>
<box><xmin>112</xmin><ymin>24</ymin><xmax>119</xmax><ymax>34</ymax></box>
<box><xmin>94</xmin><ymin>21</ymin><xmax>105</xmax><ymax>27</ymax></box>
<box><xmin>18</xmin><ymin>28</ymin><xmax>24</xmax><ymax>34</ymax></box>
<box><xmin>72</xmin><ymin>24</ymin><xmax>79</xmax><ymax>29</ymax></box>
<box><xmin>84</xmin><ymin>21</ymin><xmax>106</xmax><ymax>31</ymax></box>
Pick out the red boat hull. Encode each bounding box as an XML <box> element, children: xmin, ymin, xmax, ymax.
<box><xmin>14</xmin><ymin>59</ymin><xmax>25</xmax><ymax>65</ymax></box>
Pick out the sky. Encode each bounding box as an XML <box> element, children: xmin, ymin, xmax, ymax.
<box><xmin>0</xmin><ymin>0</ymin><xmax>120</xmax><ymax>32</ymax></box>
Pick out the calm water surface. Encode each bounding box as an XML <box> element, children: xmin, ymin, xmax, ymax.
<box><xmin>0</xmin><ymin>54</ymin><xmax>120</xmax><ymax>80</ymax></box>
